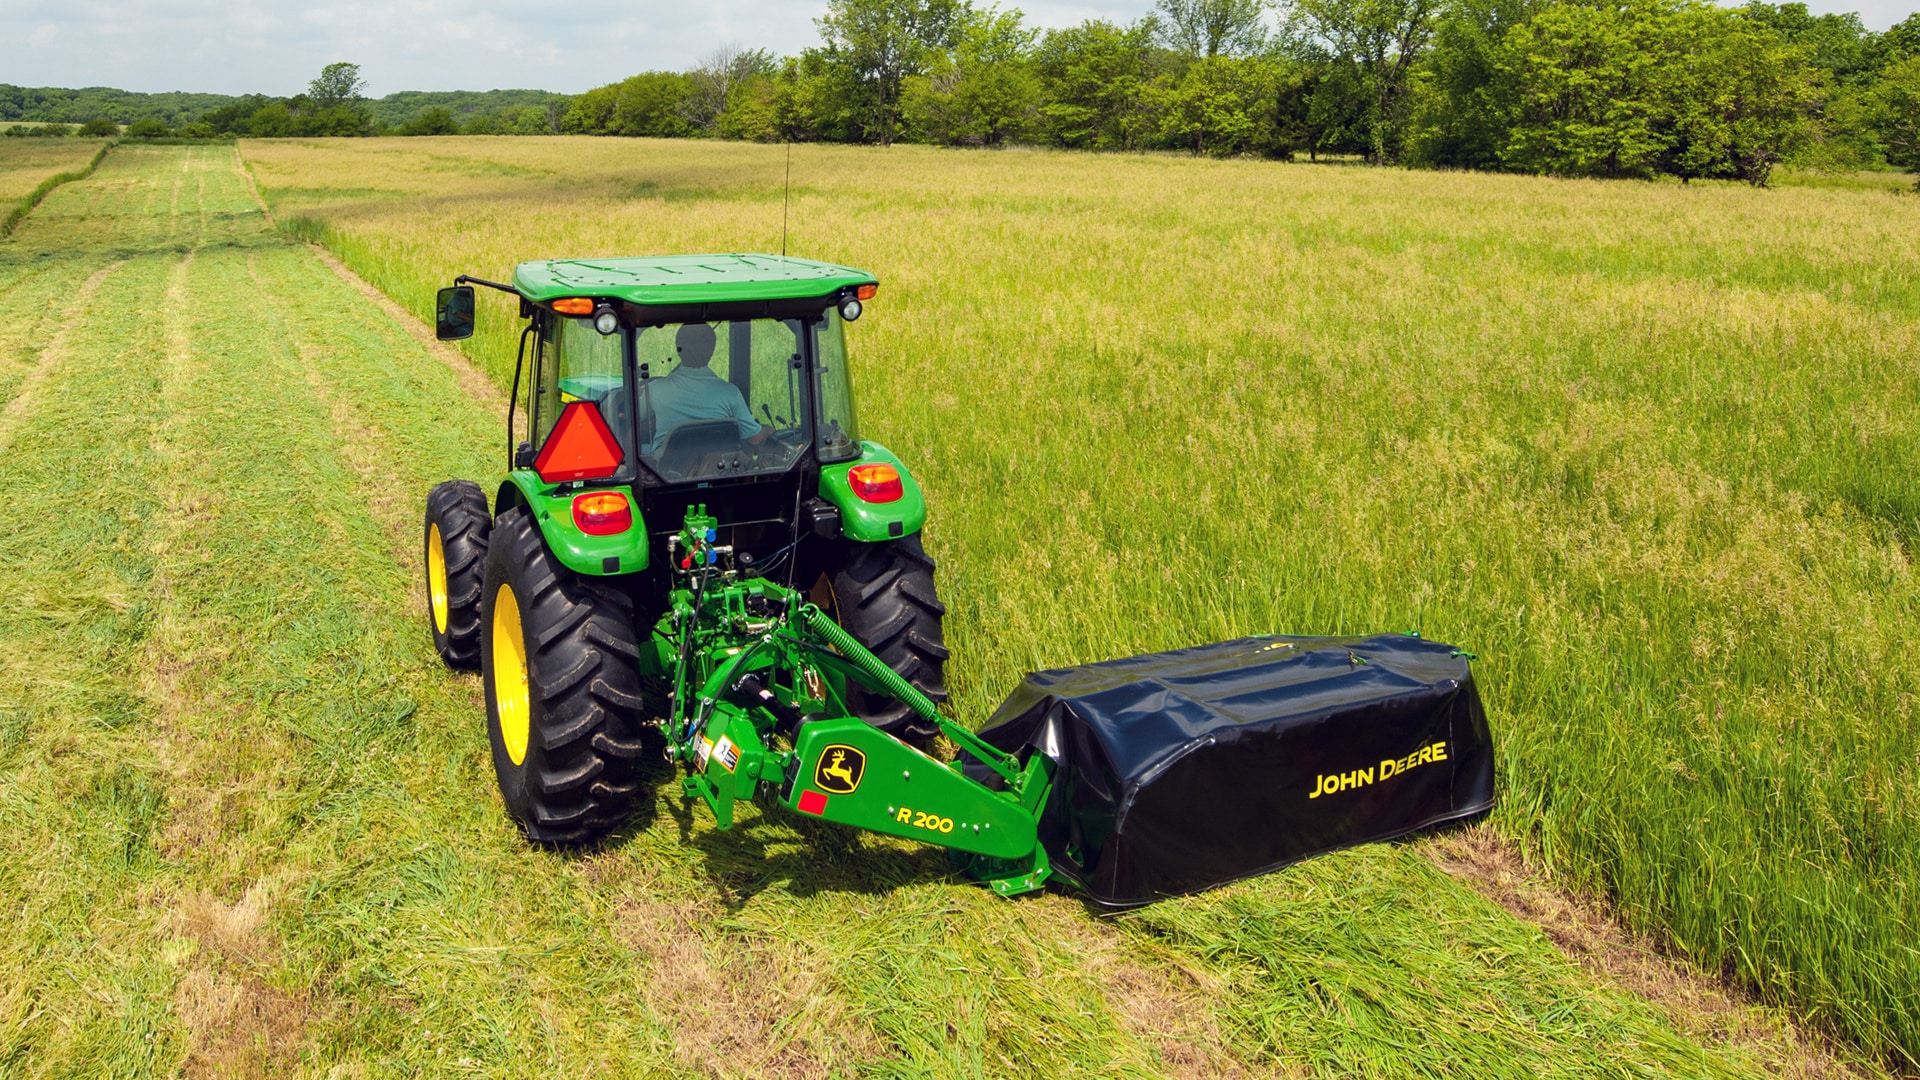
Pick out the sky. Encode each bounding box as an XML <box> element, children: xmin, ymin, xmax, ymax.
<box><xmin>5</xmin><ymin>0</ymin><xmax>1915</xmax><ymax>98</ymax></box>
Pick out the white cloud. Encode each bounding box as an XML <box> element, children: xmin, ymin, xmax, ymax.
<box><xmin>0</xmin><ymin>0</ymin><xmax>1910</xmax><ymax>97</ymax></box>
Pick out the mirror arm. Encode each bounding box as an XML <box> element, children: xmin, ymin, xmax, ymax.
<box><xmin>455</xmin><ymin>274</ymin><xmax>521</xmax><ymax>297</ymax></box>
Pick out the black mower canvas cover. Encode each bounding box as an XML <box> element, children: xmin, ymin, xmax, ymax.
<box><xmin>974</xmin><ymin>634</ymin><xmax>1495</xmax><ymax>908</ymax></box>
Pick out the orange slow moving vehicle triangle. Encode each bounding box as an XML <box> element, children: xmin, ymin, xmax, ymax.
<box><xmin>534</xmin><ymin>401</ymin><xmax>624</xmax><ymax>482</ymax></box>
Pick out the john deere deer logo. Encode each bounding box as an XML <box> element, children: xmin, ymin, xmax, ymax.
<box><xmin>813</xmin><ymin>745</ymin><xmax>865</xmax><ymax>794</ymax></box>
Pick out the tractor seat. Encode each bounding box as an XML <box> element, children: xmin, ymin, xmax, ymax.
<box><xmin>656</xmin><ymin>420</ymin><xmax>745</xmax><ymax>478</ymax></box>
<box><xmin>597</xmin><ymin>385</ymin><xmax>637</xmax><ymax>464</ymax></box>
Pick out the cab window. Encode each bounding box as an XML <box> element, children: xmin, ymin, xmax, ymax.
<box><xmin>633</xmin><ymin>319</ymin><xmax>810</xmax><ymax>481</ymax></box>
<box><xmin>533</xmin><ymin>316</ymin><xmax>634</xmax><ymax>474</ymax></box>
<box><xmin>813</xmin><ymin>310</ymin><xmax>860</xmax><ymax>463</ymax></box>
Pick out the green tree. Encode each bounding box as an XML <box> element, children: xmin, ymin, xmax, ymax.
<box><xmin>308</xmin><ymin>63</ymin><xmax>367</xmax><ymax>110</ymax></box>
<box><xmin>1403</xmin><ymin>0</ymin><xmax>1541</xmax><ymax>167</ymax></box>
<box><xmin>1661</xmin><ymin>6</ymin><xmax>1819</xmax><ymax>184</ymax></box>
<box><xmin>902</xmin><ymin>8</ymin><xmax>1042</xmax><ymax>145</ymax></box>
<box><xmin>718</xmin><ymin>73</ymin><xmax>782</xmax><ymax>140</ymax></box>
<box><xmin>76</xmin><ymin>118</ymin><xmax>119</xmax><ymax>137</ymax></box>
<box><xmin>1495</xmin><ymin>0</ymin><xmax>1670</xmax><ymax>177</ymax></box>
<box><xmin>1154</xmin><ymin>0</ymin><xmax>1273</xmax><ymax>57</ymax></box>
<box><xmin>124</xmin><ymin>117</ymin><xmax>171</xmax><ymax>138</ymax></box>
<box><xmin>1155</xmin><ymin>55</ymin><xmax>1293</xmax><ymax>155</ymax></box>
<box><xmin>462</xmin><ymin>105</ymin><xmax>552</xmax><ymax>135</ymax></box>
<box><xmin>613</xmin><ymin>73</ymin><xmax>695</xmax><ymax>137</ymax></box>
<box><xmin>398</xmin><ymin>107</ymin><xmax>460</xmax><ymax>136</ymax></box>
<box><xmin>686</xmin><ymin>45</ymin><xmax>777</xmax><ymax>135</ymax></box>
<box><xmin>1741</xmin><ymin>3</ymin><xmax>1870</xmax><ymax>83</ymax></box>
<box><xmin>561</xmin><ymin>85</ymin><xmax>620</xmax><ymax>134</ymax></box>
<box><xmin>773</xmin><ymin>51</ymin><xmax>864</xmax><ymax>142</ymax></box>
<box><xmin>816</xmin><ymin>0</ymin><xmax>976</xmax><ymax>144</ymax></box>
<box><xmin>1033</xmin><ymin>20</ymin><xmax>1166</xmax><ymax>149</ymax></box>
<box><xmin>1866</xmin><ymin>54</ymin><xmax>1920</xmax><ymax>168</ymax></box>
<box><xmin>1282</xmin><ymin>0</ymin><xmax>1443</xmax><ymax>161</ymax></box>
<box><xmin>200</xmin><ymin>95</ymin><xmax>274</xmax><ymax>135</ymax></box>
<box><xmin>1880</xmin><ymin>12</ymin><xmax>1920</xmax><ymax>61</ymax></box>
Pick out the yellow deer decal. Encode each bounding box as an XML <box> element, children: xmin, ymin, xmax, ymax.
<box><xmin>822</xmin><ymin>749</ymin><xmax>855</xmax><ymax>788</ymax></box>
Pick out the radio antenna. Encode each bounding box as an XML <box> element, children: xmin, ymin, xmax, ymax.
<box><xmin>781</xmin><ymin>139</ymin><xmax>792</xmax><ymax>257</ymax></box>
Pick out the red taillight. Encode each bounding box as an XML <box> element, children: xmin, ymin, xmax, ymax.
<box><xmin>534</xmin><ymin>401</ymin><xmax>624</xmax><ymax>483</ymax></box>
<box><xmin>572</xmin><ymin>491</ymin><xmax>632</xmax><ymax>535</ymax></box>
<box><xmin>847</xmin><ymin>463</ymin><xmax>903</xmax><ymax>503</ymax></box>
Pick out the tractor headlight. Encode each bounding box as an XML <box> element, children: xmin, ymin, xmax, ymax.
<box><xmin>593</xmin><ymin>306</ymin><xmax>619</xmax><ymax>335</ymax></box>
<box><xmin>839</xmin><ymin>297</ymin><xmax>862</xmax><ymax>322</ymax></box>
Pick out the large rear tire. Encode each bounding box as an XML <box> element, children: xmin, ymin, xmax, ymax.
<box><xmin>816</xmin><ymin>534</ymin><xmax>950</xmax><ymax>746</ymax></box>
<box><xmin>424</xmin><ymin>479</ymin><xmax>490</xmax><ymax>670</ymax></box>
<box><xmin>480</xmin><ymin>507</ymin><xmax>652</xmax><ymax>845</ymax></box>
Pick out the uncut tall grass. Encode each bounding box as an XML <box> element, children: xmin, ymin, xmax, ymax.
<box><xmin>0</xmin><ymin>140</ymin><xmax>107</xmax><ymax>203</ymax></box>
<box><xmin>244</xmin><ymin>135</ymin><xmax>1920</xmax><ymax>1065</ymax></box>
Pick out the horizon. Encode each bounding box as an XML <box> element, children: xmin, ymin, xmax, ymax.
<box><xmin>7</xmin><ymin>0</ymin><xmax>1914</xmax><ymax>100</ymax></box>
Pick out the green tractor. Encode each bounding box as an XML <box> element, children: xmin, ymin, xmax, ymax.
<box><xmin>424</xmin><ymin>254</ymin><xmax>1497</xmax><ymax>906</ymax></box>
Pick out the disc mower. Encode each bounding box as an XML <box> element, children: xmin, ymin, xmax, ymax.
<box><xmin>423</xmin><ymin>254</ymin><xmax>1494</xmax><ymax>907</ymax></box>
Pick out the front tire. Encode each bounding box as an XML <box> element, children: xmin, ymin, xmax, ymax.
<box><xmin>480</xmin><ymin>507</ymin><xmax>652</xmax><ymax>845</ymax></box>
<box><xmin>816</xmin><ymin>534</ymin><xmax>950</xmax><ymax>746</ymax></box>
<box><xmin>424</xmin><ymin>480</ymin><xmax>490</xmax><ymax>669</ymax></box>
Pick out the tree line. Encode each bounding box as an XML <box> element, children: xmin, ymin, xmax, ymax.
<box><xmin>7</xmin><ymin>1</ymin><xmax>1915</xmax><ymax>185</ymax></box>
<box><xmin>561</xmin><ymin>0</ymin><xmax>1916</xmax><ymax>184</ymax></box>
<box><xmin>0</xmin><ymin>71</ymin><xmax>566</xmax><ymax>139</ymax></box>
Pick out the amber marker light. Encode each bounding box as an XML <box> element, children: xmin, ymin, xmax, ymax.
<box><xmin>552</xmin><ymin>298</ymin><xmax>594</xmax><ymax>315</ymax></box>
<box><xmin>847</xmin><ymin>463</ymin><xmax>903</xmax><ymax>503</ymax></box>
<box><xmin>572</xmin><ymin>491</ymin><xmax>632</xmax><ymax>535</ymax></box>
<box><xmin>855</xmin><ymin>283</ymin><xmax>877</xmax><ymax>300</ymax></box>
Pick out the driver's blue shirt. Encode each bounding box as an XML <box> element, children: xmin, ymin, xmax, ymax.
<box><xmin>644</xmin><ymin>364</ymin><xmax>761</xmax><ymax>455</ymax></box>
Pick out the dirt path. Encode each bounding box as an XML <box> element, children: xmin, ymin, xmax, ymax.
<box><xmin>0</xmin><ymin>142</ymin><xmax>1883</xmax><ymax>1079</ymax></box>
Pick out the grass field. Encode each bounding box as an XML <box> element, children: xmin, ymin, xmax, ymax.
<box><xmin>0</xmin><ymin>140</ymin><xmax>1900</xmax><ymax>1077</ymax></box>
<box><xmin>238</xmin><ymin>135</ymin><xmax>1920</xmax><ymax>1069</ymax></box>
<box><xmin>0</xmin><ymin>139</ymin><xmax>106</xmax><ymax>202</ymax></box>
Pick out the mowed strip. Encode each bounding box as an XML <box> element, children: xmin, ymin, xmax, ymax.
<box><xmin>0</xmin><ymin>146</ymin><xmax>238</xmax><ymax>1074</ymax></box>
<box><xmin>0</xmin><ymin>142</ymin><xmax>1815</xmax><ymax>1078</ymax></box>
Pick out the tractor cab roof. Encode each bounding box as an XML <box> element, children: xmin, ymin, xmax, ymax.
<box><xmin>512</xmin><ymin>254</ymin><xmax>877</xmax><ymax>308</ymax></box>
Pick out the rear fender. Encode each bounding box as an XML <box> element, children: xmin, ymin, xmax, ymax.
<box><xmin>816</xmin><ymin>442</ymin><xmax>926</xmax><ymax>542</ymax></box>
<box><xmin>495</xmin><ymin>470</ymin><xmax>649</xmax><ymax>577</ymax></box>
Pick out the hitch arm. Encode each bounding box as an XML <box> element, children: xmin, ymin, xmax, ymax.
<box><xmin>793</xmin><ymin>606</ymin><xmax>1025</xmax><ymax>789</ymax></box>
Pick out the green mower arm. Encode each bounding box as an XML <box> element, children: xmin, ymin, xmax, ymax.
<box><xmin>657</xmin><ymin>506</ymin><xmax>1052</xmax><ymax>896</ymax></box>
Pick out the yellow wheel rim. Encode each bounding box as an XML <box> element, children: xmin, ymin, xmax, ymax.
<box><xmin>492</xmin><ymin>584</ymin><xmax>530</xmax><ymax>766</ymax></box>
<box><xmin>427</xmin><ymin>524</ymin><xmax>450</xmax><ymax>634</ymax></box>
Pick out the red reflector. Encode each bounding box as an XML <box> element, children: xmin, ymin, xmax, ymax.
<box><xmin>534</xmin><ymin>401</ymin><xmax>624</xmax><ymax>483</ymax></box>
<box><xmin>798</xmin><ymin>790</ymin><xmax>828</xmax><ymax>816</ymax></box>
<box><xmin>855</xmin><ymin>283</ymin><xmax>877</xmax><ymax>301</ymax></box>
<box><xmin>847</xmin><ymin>463</ymin><xmax>903</xmax><ymax>503</ymax></box>
<box><xmin>571</xmin><ymin>491</ymin><xmax>631</xmax><ymax>535</ymax></box>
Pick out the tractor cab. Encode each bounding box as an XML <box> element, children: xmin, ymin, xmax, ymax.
<box><xmin>433</xmin><ymin>254</ymin><xmax>910</xmax><ymax>590</ymax></box>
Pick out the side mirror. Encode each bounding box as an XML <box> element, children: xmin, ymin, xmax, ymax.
<box><xmin>436</xmin><ymin>285</ymin><xmax>476</xmax><ymax>341</ymax></box>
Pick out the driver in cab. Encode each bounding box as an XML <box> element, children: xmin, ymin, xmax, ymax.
<box><xmin>645</xmin><ymin>323</ymin><xmax>769</xmax><ymax>456</ymax></box>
